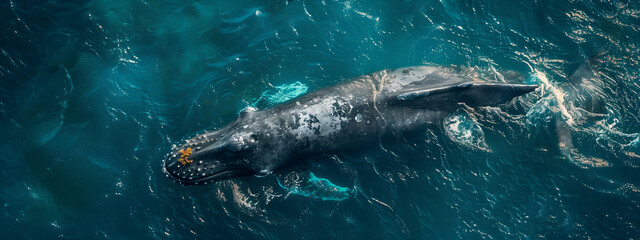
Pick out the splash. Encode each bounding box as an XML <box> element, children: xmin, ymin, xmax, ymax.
<box><xmin>526</xmin><ymin>70</ymin><xmax>622</xmax><ymax>168</ymax></box>
<box><xmin>443</xmin><ymin>110</ymin><xmax>489</xmax><ymax>151</ymax></box>
<box><xmin>631</xmin><ymin>136</ymin><xmax>640</xmax><ymax>149</ymax></box>
<box><xmin>277</xmin><ymin>172</ymin><xmax>354</xmax><ymax>201</ymax></box>
<box><xmin>251</xmin><ymin>82</ymin><xmax>308</xmax><ymax>108</ymax></box>
<box><xmin>531</xmin><ymin>71</ymin><xmax>574</xmax><ymax>125</ymax></box>
<box><xmin>526</xmin><ymin>98</ymin><xmax>555</xmax><ymax>127</ymax></box>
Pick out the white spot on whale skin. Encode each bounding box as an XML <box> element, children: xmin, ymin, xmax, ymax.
<box><xmin>355</xmin><ymin>113</ymin><xmax>363</xmax><ymax>122</ymax></box>
<box><xmin>289</xmin><ymin>97</ymin><xmax>348</xmax><ymax>138</ymax></box>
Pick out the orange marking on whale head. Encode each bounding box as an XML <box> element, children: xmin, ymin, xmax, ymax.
<box><xmin>178</xmin><ymin>147</ymin><xmax>193</xmax><ymax>165</ymax></box>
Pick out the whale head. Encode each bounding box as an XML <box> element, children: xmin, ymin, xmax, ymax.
<box><xmin>163</xmin><ymin>110</ymin><xmax>276</xmax><ymax>185</ymax></box>
<box><xmin>163</xmin><ymin>129</ymin><xmax>273</xmax><ymax>185</ymax></box>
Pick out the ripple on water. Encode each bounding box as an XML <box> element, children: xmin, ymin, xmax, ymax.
<box><xmin>2</xmin><ymin>0</ymin><xmax>640</xmax><ymax>238</ymax></box>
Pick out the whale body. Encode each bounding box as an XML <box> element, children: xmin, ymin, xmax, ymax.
<box><xmin>163</xmin><ymin>66</ymin><xmax>537</xmax><ymax>185</ymax></box>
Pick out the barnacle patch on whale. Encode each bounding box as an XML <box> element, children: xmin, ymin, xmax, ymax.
<box><xmin>178</xmin><ymin>147</ymin><xmax>193</xmax><ymax>165</ymax></box>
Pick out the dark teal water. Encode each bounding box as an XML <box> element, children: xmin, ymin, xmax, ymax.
<box><xmin>1</xmin><ymin>0</ymin><xmax>640</xmax><ymax>239</ymax></box>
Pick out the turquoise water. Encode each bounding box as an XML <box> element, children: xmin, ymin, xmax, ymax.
<box><xmin>1</xmin><ymin>0</ymin><xmax>640</xmax><ymax>239</ymax></box>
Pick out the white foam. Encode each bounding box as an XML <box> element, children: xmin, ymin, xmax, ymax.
<box><xmin>443</xmin><ymin>111</ymin><xmax>489</xmax><ymax>151</ymax></box>
<box><xmin>534</xmin><ymin>71</ymin><xmax>574</xmax><ymax>125</ymax></box>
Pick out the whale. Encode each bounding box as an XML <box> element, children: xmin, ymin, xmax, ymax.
<box><xmin>163</xmin><ymin>66</ymin><xmax>538</xmax><ymax>185</ymax></box>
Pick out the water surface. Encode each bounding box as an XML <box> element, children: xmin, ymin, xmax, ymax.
<box><xmin>1</xmin><ymin>0</ymin><xmax>639</xmax><ymax>239</ymax></box>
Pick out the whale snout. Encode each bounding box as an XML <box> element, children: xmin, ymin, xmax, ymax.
<box><xmin>163</xmin><ymin>148</ymin><xmax>253</xmax><ymax>185</ymax></box>
<box><xmin>162</xmin><ymin>131</ymin><xmax>258</xmax><ymax>185</ymax></box>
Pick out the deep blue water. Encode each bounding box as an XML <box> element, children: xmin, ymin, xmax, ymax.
<box><xmin>1</xmin><ymin>0</ymin><xmax>640</xmax><ymax>239</ymax></box>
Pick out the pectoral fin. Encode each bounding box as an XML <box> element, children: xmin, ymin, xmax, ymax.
<box><xmin>277</xmin><ymin>171</ymin><xmax>354</xmax><ymax>201</ymax></box>
<box><xmin>395</xmin><ymin>82</ymin><xmax>538</xmax><ymax>108</ymax></box>
<box><xmin>396</xmin><ymin>82</ymin><xmax>475</xmax><ymax>101</ymax></box>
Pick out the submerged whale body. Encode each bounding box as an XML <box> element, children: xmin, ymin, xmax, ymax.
<box><xmin>163</xmin><ymin>66</ymin><xmax>538</xmax><ymax>185</ymax></box>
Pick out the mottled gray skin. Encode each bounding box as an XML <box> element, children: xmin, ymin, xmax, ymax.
<box><xmin>163</xmin><ymin>66</ymin><xmax>537</xmax><ymax>185</ymax></box>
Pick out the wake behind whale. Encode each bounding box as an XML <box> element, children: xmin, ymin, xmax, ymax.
<box><xmin>163</xmin><ymin>66</ymin><xmax>538</xmax><ymax>185</ymax></box>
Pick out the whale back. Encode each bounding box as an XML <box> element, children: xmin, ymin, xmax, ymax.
<box><xmin>381</xmin><ymin>66</ymin><xmax>474</xmax><ymax>93</ymax></box>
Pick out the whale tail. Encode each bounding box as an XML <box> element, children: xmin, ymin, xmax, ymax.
<box><xmin>554</xmin><ymin>53</ymin><xmax>607</xmax><ymax>162</ymax></box>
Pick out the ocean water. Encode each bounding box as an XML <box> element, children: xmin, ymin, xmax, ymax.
<box><xmin>1</xmin><ymin>0</ymin><xmax>639</xmax><ymax>239</ymax></box>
